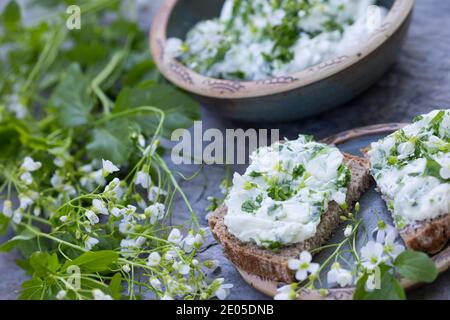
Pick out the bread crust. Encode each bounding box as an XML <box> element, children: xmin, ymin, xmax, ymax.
<box><xmin>208</xmin><ymin>154</ymin><xmax>371</xmax><ymax>283</ymax></box>
<box><xmin>401</xmin><ymin>214</ymin><xmax>450</xmax><ymax>254</ymax></box>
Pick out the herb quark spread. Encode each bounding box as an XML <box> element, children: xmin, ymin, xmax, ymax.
<box><xmin>224</xmin><ymin>135</ymin><xmax>350</xmax><ymax>248</ymax></box>
<box><xmin>166</xmin><ymin>0</ymin><xmax>386</xmax><ymax>80</ymax></box>
<box><xmin>368</xmin><ymin>110</ymin><xmax>450</xmax><ymax>228</ymax></box>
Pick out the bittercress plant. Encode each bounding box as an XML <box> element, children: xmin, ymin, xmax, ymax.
<box><xmin>0</xmin><ymin>0</ymin><xmax>232</xmax><ymax>300</ymax></box>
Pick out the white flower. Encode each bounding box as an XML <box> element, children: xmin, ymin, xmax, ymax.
<box><xmin>168</xmin><ymin>228</ymin><xmax>182</xmax><ymax>245</ymax></box>
<box><xmin>145</xmin><ymin>203</ymin><xmax>166</xmax><ymax>224</ymax></box>
<box><xmin>92</xmin><ymin>289</ymin><xmax>113</xmax><ymax>300</ymax></box>
<box><xmin>135</xmin><ymin>171</ymin><xmax>151</xmax><ymax>189</ymax></box>
<box><xmin>19</xmin><ymin>195</ymin><xmax>34</xmax><ymax>209</ymax></box>
<box><xmin>54</xmin><ymin>157</ymin><xmax>65</xmax><ymax>167</ymax></box>
<box><xmin>344</xmin><ymin>225</ymin><xmax>353</xmax><ymax>237</ymax></box>
<box><xmin>383</xmin><ymin>228</ymin><xmax>405</xmax><ymax>259</ymax></box>
<box><xmin>138</xmin><ymin>134</ymin><xmax>146</xmax><ymax>148</ymax></box>
<box><xmin>121</xmin><ymin>236</ymin><xmax>146</xmax><ymax>250</ymax></box>
<box><xmin>125</xmin><ymin>205</ymin><xmax>137</xmax><ymax>215</ymax></box>
<box><xmin>84</xmin><ymin>237</ymin><xmax>99</xmax><ymax>250</ymax></box>
<box><xmin>102</xmin><ymin>159</ymin><xmax>119</xmax><ymax>176</ymax></box>
<box><xmin>56</xmin><ymin>290</ymin><xmax>67</xmax><ymax>300</ymax></box>
<box><xmin>92</xmin><ymin>199</ymin><xmax>108</xmax><ymax>215</ymax></box>
<box><xmin>214</xmin><ymin>278</ymin><xmax>233</xmax><ymax>300</ymax></box>
<box><xmin>22</xmin><ymin>157</ymin><xmax>42</xmax><ymax>172</ymax></box>
<box><xmin>182</xmin><ymin>233</ymin><xmax>203</xmax><ymax>253</ymax></box>
<box><xmin>2</xmin><ymin>200</ymin><xmax>13</xmax><ymax>217</ymax></box>
<box><xmin>59</xmin><ymin>215</ymin><xmax>68</xmax><ymax>223</ymax></box>
<box><xmin>50</xmin><ymin>172</ymin><xmax>63</xmax><ymax>188</ymax></box>
<box><xmin>361</xmin><ymin>241</ymin><xmax>385</xmax><ymax>270</ymax></box>
<box><xmin>12</xmin><ymin>209</ymin><xmax>22</xmax><ymax>224</ymax></box>
<box><xmin>104</xmin><ymin>178</ymin><xmax>125</xmax><ymax>199</ymax></box>
<box><xmin>118</xmin><ymin>217</ymin><xmax>133</xmax><ymax>234</ymax></box>
<box><xmin>111</xmin><ymin>207</ymin><xmax>125</xmax><ymax>218</ymax></box>
<box><xmin>33</xmin><ymin>206</ymin><xmax>41</xmax><ymax>217</ymax></box>
<box><xmin>327</xmin><ymin>263</ymin><xmax>353</xmax><ymax>288</ymax></box>
<box><xmin>150</xmin><ymin>277</ymin><xmax>162</xmax><ymax>290</ymax></box>
<box><xmin>146</xmin><ymin>252</ymin><xmax>161</xmax><ymax>267</ymax></box>
<box><xmin>274</xmin><ymin>284</ymin><xmax>296</xmax><ymax>300</ymax></box>
<box><xmin>6</xmin><ymin>94</ymin><xmax>27</xmax><ymax>119</ymax></box>
<box><xmin>122</xmin><ymin>264</ymin><xmax>131</xmax><ymax>273</ymax></box>
<box><xmin>287</xmin><ymin>251</ymin><xmax>320</xmax><ymax>281</ymax></box>
<box><xmin>164</xmin><ymin>249</ymin><xmax>178</xmax><ymax>261</ymax></box>
<box><xmin>147</xmin><ymin>186</ymin><xmax>168</xmax><ymax>202</ymax></box>
<box><xmin>135</xmin><ymin>236</ymin><xmax>146</xmax><ymax>247</ymax></box>
<box><xmin>173</xmin><ymin>261</ymin><xmax>190</xmax><ymax>275</ymax></box>
<box><xmin>373</xmin><ymin>220</ymin><xmax>396</xmax><ymax>243</ymax></box>
<box><xmin>85</xmin><ymin>210</ymin><xmax>99</xmax><ymax>225</ymax></box>
<box><xmin>20</xmin><ymin>172</ymin><xmax>33</xmax><ymax>185</ymax></box>
<box><xmin>365</xmin><ymin>274</ymin><xmax>377</xmax><ymax>292</ymax></box>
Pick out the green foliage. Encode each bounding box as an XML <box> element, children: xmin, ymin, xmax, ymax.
<box><xmin>0</xmin><ymin>0</ymin><xmax>210</xmax><ymax>301</ymax></box>
<box><xmin>354</xmin><ymin>265</ymin><xmax>406</xmax><ymax>300</ymax></box>
<box><xmin>63</xmin><ymin>250</ymin><xmax>119</xmax><ymax>273</ymax></box>
<box><xmin>394</xmin><ymin>250</ymin><xmax>438</xmax><ymax>283</ymax></box>
<box><xmin>50</xmin><ymin>64</ymin><xmax>94</xmax><ymax>127</ymax></box>
<box><xmin>2</xmin><ymin>1</ymin><xmax>21</xmax><ymax>32</ymax></box>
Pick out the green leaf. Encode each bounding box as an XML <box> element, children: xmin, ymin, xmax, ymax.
<box><xmin>19</xmin><ymin>275</ymin><xmax>45</xmax><ymax>300</ymax></box>
<box><xmin>29</xmin><ymin>252</ymin><xmax>60</xmax><ymax>277</ymax></box>
<box><xmin>63</xmin><ymin>250</ymin><xmax>119</xmax><ymax>272</ymax></box>
<box><xmin>424</xmin><ymin>157</ymin><xmax>447</xmax><ymax>182</ymax></box>
<box><xmin>0</xmin><ymin>230</ymin><xmax>36</xmax><ymax>252</ymax></box>
<box><xmin>2</xmin><ymin>1</ymin><xmax>21</xmax><ymax>32</ymax></box>
<box><xmin>15</xmin><ymin>258</ymin><xmax>34</xmax><ymax>275</ymax></box>
<box><xmin>354</xmin><ymin>266</ymin><xmax>406</xmax><ymax>300</ymax></box>
<box><xmin>394</xmin><ymin>250</ymin><xmax>438</xmax><ymax>283</ymax></box>
<box><xmin>108</xmin><ymin>273</ymin><xmax>123</xmax><ymax>300</ymax></box>
<box><xmin>429</xmin><ymin>110</ymin><xmax>445</xmax><ymax>133</ymax></box>
<box><xmin>0</xmin><ymin>214</ymin><xmax>9</xmax><ymax>235</ymax></box>
<box><xmin>114</xmin><ymin>81</ymin><xmax>200</xmax><ymax>138</ymax></box>
<box><xmin>50</xmin><ymin>63</ymin><xmax>94</xmax><ymax>127</ymax></box>
<box><xmin>87</xmin><ymin>118</ymin><xmax>135</xmax><ymax>165</ymax></box>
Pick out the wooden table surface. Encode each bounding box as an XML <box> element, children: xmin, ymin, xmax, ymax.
<box><xmin>0</xmin><ymin>0</ymin><xmax>449</xmax><ymax>300</ymax></box>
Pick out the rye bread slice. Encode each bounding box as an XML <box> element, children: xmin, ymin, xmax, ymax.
<box><xmin>378</xmin><ymin>192</ymin><xmax>449</xmax><ymax>254</ymax></box>
<box><xmin>362</xmin><ymin>148</ymin><xmax>450</xmax><ymax>255</ymax></box>
<box><xmin>208</xmin><ymin>154</ymin><xmax>371</xmax><ymax>283</ymax></box>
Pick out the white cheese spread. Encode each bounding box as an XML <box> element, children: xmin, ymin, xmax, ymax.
<box><xmin>368</xmin><ymin>109</ymin><xmax>450</xmax><ymax>228</ymax></box>
<box><xmin>224</xmin><ymin>135</ymin><xmax>350</xmax><ymax>248</ymax></box>
<box><xmin>166</xmin><ymin>0</ymin><xmax>387</xmax><ymax>80</ymax></box>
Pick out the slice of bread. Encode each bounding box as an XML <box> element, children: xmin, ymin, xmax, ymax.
<box><xmin>379</xmin><ymin>193</ymin><xmax>449</xmax><ymax>254</ymax></box>
<box><xmin>208</xmin><ymin>154</ymin><xmax>371</xmax><ymax>283</ymax></box>
<box><xmin>362</xmin><ymin>147</ymin><xmax>450</xmax><ymax>255</ymax></box>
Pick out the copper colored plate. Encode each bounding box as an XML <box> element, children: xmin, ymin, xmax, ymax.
<box><xmin>236</xmin><ymin>123</ymin><xmax>450</xmax><ymax>300</ymax></box>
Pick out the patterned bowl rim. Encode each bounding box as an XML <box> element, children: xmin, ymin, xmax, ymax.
<box><xmin>150</xmin><ymin>0</ymin><xmax>415</xmax><ymax>99</ymax></box>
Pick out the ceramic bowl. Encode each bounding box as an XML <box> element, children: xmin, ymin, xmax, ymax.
<box><xmin>150</xmin><ymin>0</ymin><xmax>415</xmax><ymax>122</ymax></box>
